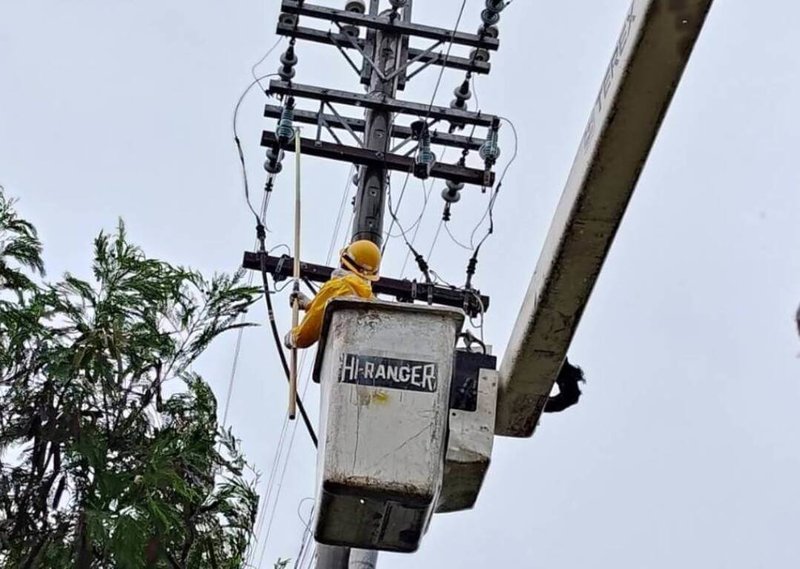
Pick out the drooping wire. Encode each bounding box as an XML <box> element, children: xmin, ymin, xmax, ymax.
<box><xmin>257</xmin><ymin>226</ymin><xmax>318</xmax><ymax>447</ymax></box>
<box><xmin>396</xmin><ymin>145</ymin><xmax>448</xmax><ymax>277</ymax></box>
<box><xmin>444</xmin><ymin>220</ymin><xmax>472</xmax><ymax>251</ymax></box>
<box><xmin>234</xmin><ymin>73</ymin><xmax>280</xmax><ymax>223</ymax></box>
<box><xmin>221</xmin><ymin>192</ymin><xmax>271</xmax><ymax>430</ymax></box>
<box><xmin>385</xmin><ymin>169</ymin><xmax>434</xmax><ymax>283</ymax></box>
<box><xmin>252</xmin><ymin>37</ymin><xmax>285</xmax><ymax>92</ymax></box>
<box><xmin>470</xmin><ymin>115</ymin><xmax>519</xmax><ymax>251</ymax></box>
<box><xmin>382</xmin><ymin>171</ymin><xmax>412</xmax><ymax>252</ymax></box>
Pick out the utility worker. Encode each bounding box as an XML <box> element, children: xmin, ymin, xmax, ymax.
<box><xmin>284</xmin><ymin>239</ymin><xmax>381</xmax><ymax>349</ymax></box>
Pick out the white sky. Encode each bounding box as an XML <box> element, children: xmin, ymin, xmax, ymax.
<box><xmin>2</xmin><ymin>1</ymin><xmax>799</xmax><ymax>568</ymax></box>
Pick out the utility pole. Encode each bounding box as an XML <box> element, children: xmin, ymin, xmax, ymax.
<box><xmin>246</xmin><ymin>1</ymin><xmax>505</xmax><ymax>567</ymax></box>
<box><xmin>332</xmin><ymin>2</ymin><xmax>403</xmax><ymax>563</ymax></box>
<box><xmin>351</xmin><ymin>1</ymin><xmax>400</xmax><ymax>246</ymax></box>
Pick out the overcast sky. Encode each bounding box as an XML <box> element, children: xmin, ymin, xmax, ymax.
<box><xmin>2</xmin><ymin>1</ymin><xmax>799</xmax><ymax>568</ymax></box>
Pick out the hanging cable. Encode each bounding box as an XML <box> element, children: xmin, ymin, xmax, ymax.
<box><xmin>234</xmin><ymin>73</ymin><xmax>280</xmax><ymax>223</ymax></box>
<box><xmin>386</xmin><ymin>172</ymin><xmax>434</xmax><ymax>283</ymax></box>
<box><xmin>252</xmin><ymin>37</ymin><xmax>285</xmax><ymax>91</ymax></box>
<box><xmin>444</xmin><ymin>220</ymin><xmax>472</xmax><ymax>251</ymax></box>
<box><xmin>254</xmin><ymin>350</ymin><xmax>316</xmax><ymax>568</ymax></box>
<box><xmin>469</xmin><ymin>115</ymin><xmax>519</xmax><ymax>251</ymax></box>
<box><xmin>256</xmin><ymin>224</ymin><xmax>318</xmax><ymax>447</ymax></box>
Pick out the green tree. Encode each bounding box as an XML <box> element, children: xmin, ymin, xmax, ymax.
<box><xmin>0</xmin><ymin>189</ymin><xmax>261</xmax><ymax>568</ymax></box>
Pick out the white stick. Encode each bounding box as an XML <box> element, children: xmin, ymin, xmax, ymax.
<box><xmin>290</xmin><ymin>128</ymin><xmax>302</xmax><ymax>421</ymax></box>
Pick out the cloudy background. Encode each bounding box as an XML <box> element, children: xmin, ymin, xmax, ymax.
<box><xmin>2</xmin><ymin>1</ymin><xmax>799</xmax><ymax>567</ymax></box>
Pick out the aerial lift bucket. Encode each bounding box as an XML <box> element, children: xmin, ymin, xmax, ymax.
<box><xmin>312</xmin><ymin>298</ymin><xmax>464</xmax><ymax>552</ymax></box>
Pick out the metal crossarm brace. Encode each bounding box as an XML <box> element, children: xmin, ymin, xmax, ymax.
<box><xmin>268</xmin><ymin>80</ymin><xmax>495</xmax><ymax>128</ymax></box>
<box><xmin>242</xmin><ymin>252</ymin><xmax>490</xmax><ymax>317</ymax></box>
<box><xmin>260</xmin><ymin>130</ymin><xmax>494</xmax><ymax>186</ymax></box>
<box><xmin>275</xmin><ymin>24</ymin><xmax>491</xmax><ymax>75</ymax></box>
<box><xmin>263</xmin><ymin>105</ymin><xmax>483</xmax><ymax>151</ymax></box>
<box><xmin>280</xmin><ymin>0</ymin><xmax>500</xmax><ymax>50</ymax></box>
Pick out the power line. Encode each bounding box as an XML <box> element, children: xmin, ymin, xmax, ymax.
<box><xmin>470</xmin><ymin>115</ymin><xmax>519</xmax><ymax>251</ymax></box>
<box><xmin>424</xmin><ymin>0</ymin><xmax>468</xmax><ymax>119</ymax></box>
<box><xmin>234</xmin><ymin>73</ymin><xmax>279</xmax><ymax>222</ymax></box>
<box><xmin>252</xmin><ymin>37</ymin><xmax>285</xmax><ymax>92</ymax></box>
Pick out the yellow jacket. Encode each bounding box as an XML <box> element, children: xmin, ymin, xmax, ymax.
<box><xmin>290</xmin><ymin>270</ymin><xmax>373</xmax><ymax>348</ymax></box>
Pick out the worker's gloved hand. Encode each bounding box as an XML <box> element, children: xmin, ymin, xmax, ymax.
<box><xmin>289</xmin><ymin>290</ymin><xmax>311</xmax><ymax>310</ymax></box>
<box><xmin>284</xmin><ymin>331</ymin><xmax>297</xmax><ymax>350</ymax></box>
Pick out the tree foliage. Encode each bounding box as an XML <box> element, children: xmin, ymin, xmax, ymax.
<box><xmin>0</xmin><ymin>189</ymin><xmax>261</xmax><ymax>568</ymax></box>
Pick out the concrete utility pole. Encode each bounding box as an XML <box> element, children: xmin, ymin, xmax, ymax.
<box><xmin>335</xmin><ymin>5</ymin><xmax>403</xmax><ymax>566</ymax></box>
<box><xmin>351</xmin><ymin>0</ymin><xmax>401</xmax><ymax>247</ymax></box>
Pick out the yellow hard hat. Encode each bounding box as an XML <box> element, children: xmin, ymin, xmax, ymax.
<box><xmin>341</xmin><ymin>240</ymin><xmax>381</xmax><ymax>281</ymax></box>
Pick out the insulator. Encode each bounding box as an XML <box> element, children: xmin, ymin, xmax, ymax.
<box><xmin>479</xmin><ymin>120</ymin><xmax>501</xmax><ymax>167</ymax></box>
<box><xmin>341</xmin><ymin>24</ymin><xmax>360</xmax><ymax>38</ymax></box>
<box><xmin>486</xmin><ymin>0</ymin><xmax>507</xmax><ymax>12</ymax></box>
<box><xmin>278</xmin><ymin>45</ymin><xmax>298</xmax><ymax>82</ymax></box>
<box><xmin>414</xmin><ymin>128</ymin><xmax>436</xmax><ymax>180</ymax></box>
<box><xmin>469</xmin><ymin>48</ymin><xmax>491</xmax><ymax>64</ymax></box>
<box><xmin>275</xmin><ymin>104</ymin><xmax>296</xmax><ymax>147</ymax></box>
<box><xmin>450</xmin><ymin>79</ymin><xmax>472</xmax><ymax>111</ymax></box>
<box><xmin>389</xmin><ymin>0</ymin><xmax>408</xmax><ymax>8</ymax></box>
<box><xmin>264</xmin><ymin>146</ymin><xmax>285</xmax><ymax>174</ymax></box>
<box><xmin>481</xmin><ymin>9</ymin><xmax>501</xmax><ymax>26</ymax></box>
<box><xmin>345</xmin><ymin>0</ymin><xmax>366</xmax><ymax>13</ymax></box>
<box><xmin>442</xmin><ymin>179</ymin><xmax>464</xmax><ymax>204</ymax></box>
<box><xmin>478</xmin><ymin>24</ymin><xmax>500</xmax><ymax>39</ymax></box>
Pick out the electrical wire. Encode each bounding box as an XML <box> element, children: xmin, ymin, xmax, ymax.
<box><xmin>424</xmin><ymin>0</ymin><xmax>468</xmax><ymax>119</ymax></box>
<box><xmin>399</xmin><ymin>179</ymin><xmax>435</xmax><ymax>277</ymax></box>
<box><xmin>326</xmin><ymin>164</ymin><xmax>356</xmax><ymax>265</ymax></box>
<box><xmin>255</xmin><ymin>355</ymin><xmax>316</xmax><ymax>569</ymax></box>
<box><xmin>258</xmin><ymin>245</ymin><xmax>318</xmax><ymax>447</ymax></box>
<box><xmin>444</xmin><ymin>220</ymin><xmax>472</xmax><ymax>251</ymax></box>
<box><xmin>252</xmin><ymin>37</ymin><xmax>285</xmax><ymax>92</ymax></box>
<box><xmin>470</xmin><ymin>115</ymin><xmax>519</xmax><ymax>250</ymax></box>
<box><xmin>250</xmin><ymin>163</ymin><xmax>356</xmax><ymax>566</ymax></box>
<box><xmin>382</xmin><ymin>171</ymin><xmax>412</xmax><ymax>251</ymax></box>
<box><xmin>426</xmin><ymin>217</ymin><xmax>445</xmax><ymax>267</ymax></box>
<box><xmin>234</xmin><ymin>73</ymin><xmax>279</xmax><ymax>223</ymax></box>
